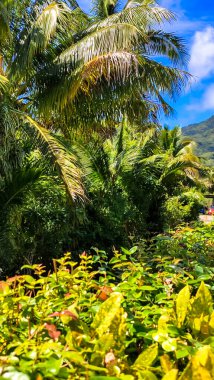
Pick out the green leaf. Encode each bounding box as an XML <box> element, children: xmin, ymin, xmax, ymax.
<box><xmin>2</xmin><ymin>371</ymin><xmax>30</xmax><ymax>380</ymax></box>
<box><xmin>133</xmin><ymin>344</ymin><xmax>158</xmax><ymax>368</ymax></box>
<box><xmin>62</xmin><ymin>351</ymin><xmax>85</xmax><ymax>365</ymax></box>
<box><xmin>162</xmin><ymin>338</ymin><xmax>177</xmax><ymax>352</ymax></box>
<box><xmin>141</xmin><ymin>286</ymin><xmax>156</xmax><ymax>291</ymax></box>
<box><xmin>44</xmin><ymin>358</ymin><xmax>62</xmax><ymax>375</ymax></box>
<box><xmin>24</xmin><ymin>275</ymin><xmax>36</xmax><ymax>285</ymax></box>
<box><xmin>175</xmin><ymin>348</ymin><xmax>189</xmax><ymax>359</ymax></box>
<box><xmin>176</xmin><ymin>285</ymin><xmax>190</xmax><ymax>327</ymax></box>
<box><xmin>91</xmin><ymin>292</ymin><xmax>123</xmax><ymax>337</ymax></box>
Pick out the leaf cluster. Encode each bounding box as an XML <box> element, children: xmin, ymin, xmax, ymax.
<box><xmin>0</xmin><ymin>224</ymin><xmax>214</xmax><ymax>379</ymax></box>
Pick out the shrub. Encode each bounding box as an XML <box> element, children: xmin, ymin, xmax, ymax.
<box><xmin>0</xmin><ymin>235</ymin><xmax>214</xmax><ymax>379</ymax></box>
<box><xmin>161</xmin><ymin>190</ymin><xmax>205</xmax><ymax>230</ymax></box>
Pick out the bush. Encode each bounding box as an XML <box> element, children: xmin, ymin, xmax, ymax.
<box><xmin>161</xmin><ymin>190</ymin><xmax>205</xmax><ymax>230</ymax></box>
<box><xmin>0</xmin><ymin>229</ymin><xmax>214</xmax><ymax>379</ymax></box>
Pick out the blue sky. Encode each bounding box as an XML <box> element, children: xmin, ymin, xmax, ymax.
<box><xmin>78</xmin><ymin>0</ymin><xmax>214</xmax><ymax>127</ymax></box>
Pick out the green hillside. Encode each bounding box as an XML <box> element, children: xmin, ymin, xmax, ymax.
<box><xmin>182</xmin><ymin>115</ymin><xmax>214</xmax><ymax>165</ymax></box>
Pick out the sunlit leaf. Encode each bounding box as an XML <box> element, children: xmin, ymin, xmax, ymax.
<box><xmin>91</xmin><ymin>293</ymin><xmax>123</xmax><ymax>337</ymax></box>
<box><xmin>133</xmin><ymin>344</ymin><xmax>158</xmax><ymax>368</ymax></box>
<box><xmin>162</xmin><ymin>369</ymin><xmax>178</xmax><ymax>380</ymax></box>
<box><xmin>176</xmin><ymin>285</ymin><xmax>190</xmax><ymax>327</ymax></box>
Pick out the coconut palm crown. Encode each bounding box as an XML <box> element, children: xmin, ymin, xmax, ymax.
<box><xmin>0</xmin><ymin>0</ymin><xmax>190</xmax><ymax>200</ymax></box>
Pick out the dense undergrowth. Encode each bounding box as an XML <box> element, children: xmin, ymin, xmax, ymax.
<box><xmin>0</xmin><ymin>224</ymin><xmax>213</xmax><ymax>379</ymax></box>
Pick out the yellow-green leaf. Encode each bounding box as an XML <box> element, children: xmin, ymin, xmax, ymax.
<box><xmin>209</xmin><ymin>311</ymin><xmax>214</xmax><ymax>334</ymax></box>
<box><xmin>162</xmin><ymin>338</ymin><xmax>177</xmax><ymax>352</ymax></box>
<box><xmin>91</xmin><ymin>293</ymin><xmax>123</xmax><ymax>337</ymax></box>
<box><xmin>189</xmin><ymin>282</ymin><xmax>213</xmax><ymax>334</ymax></box>
<box><xmin>160</xmin><ymin>354</ymin><xmax>173</xmax><ymax>373</ymax></box>
<box><xmin>194</xmin><ymin>345</ymin><xmax>214</xmax><ymax>378</ymax></box>
<box><xmin>158</xmin><ymin>315</ymin><xmax>170</xmax><ymax>332</ymax></box>
<box><xmin>162</xmin><ymin>369</ymin><xmax>178</xmax><ymax>380</ymax></box>
<box><xmin>176</xmin><ymin>285</ymin><xmax>190</xmax><ymax>327</ymax></box>
<box><xmin>137</xmin><ymin>370</ymin><xmax>158</xmax><ymax>380</ymax></box>
<box><xmin>193</xmin><ymin>282</ymin><xmax>212</xmax><ymax>315</ymax></box>
<box><xmin>179</xmin><ymin>357</ymin><xmax>212</xmax><ymax>380</ymax></box>
<box><xmin>133</xmin><ymin>344</ymin><xmax>158</xmax><ymax>368</ymax></box>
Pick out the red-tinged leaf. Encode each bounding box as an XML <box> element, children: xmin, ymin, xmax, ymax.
<box><xmin>44</xmin><ymin>323</ymin><xmax>61</xmax><ymax>340</ymax></box>
<box><xmin>48</xmin><ymin>310</ymin><xmax>78</xmax><ymax>320</ymax></box>
<box><xmin>48</xmin><ymin>312</ymin><xmax>61</xmax><ymax>317</ymax></box>
<box><xmin>0</xmin><ymin>281</ymin><xmax>8</xmax><ymax>289</ymax></box>
<box><xmin>61</xmin><ymin>310</ymin><xmax>78</xmax><ymax>319</ymax></box>
<box><xmin>0</xmin><ymin>281</ymin><xmax>9</xmax><ymax>294</ymax></box>
<box><xmin>49</xmin><ymin>330</ymin><xmax>61</xmax><ymax>340</ymax></box>
<box><xmin>44</xmin><ymin>323</ymin><xmax>56</xmax><ymax>331</ymax></box>
<box><xmin>36</xmin><ymin>375</ymin><xmax>43</xmax><ymax>380</ymax></box>
<box><xmin>97</xmin><ymin>286</ymin><xmax>113</xmax><ymax>301</ymax></box>
<box><xmin>6</xmin><ymin>275</ymin><xmax>23</xmax><ymax>283</ymax></box>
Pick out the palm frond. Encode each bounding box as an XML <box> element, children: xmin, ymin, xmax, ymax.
<box><xmin>160</xmin><ymin>155</ymin><xmax>202</xmax><ymax>185</ymax></box>
<box><xmin>0</xmin><ymin>165</ymin><xmax>44</xmax><ymax>210</ymax></box>
<box><xmin>67</xmin><ymin>84</ymin><xmax>158</xmax><ymax>126</ymax></box>
<box><xmin>37</xmin><ymin>51</ymin><xmax>140</xmax><ymax>114</ymax></box>
<box><xmin>24</xmin><ymin>116</ymin><xmax>85</xmax><ymax>202</ymax></box>
<box><xmin>125</xmin><ymin>0</ymin><xmax>154</xmax><ymax>8</ymax></box>
<box><xmin>138</xmin><ymin>56</ymin><xmax>190</xmax><ymax>99</ymax></box>
<box><xmin>159</xmin><ymin>127</ymin><xmax>197</xmax><ymax>156</ymax></box>
<box><xmin>11</xmin><ymin>2</ymin><xmax>72</xmax><ymax>77</ymax></box>
<box><xmin>140</xmin><ymin>153</ymin><xmax>165</xmax><ymax>165</ymax></box>
<box><xmin>58</xmin><ymin>23</ymin><xmax>145</xmax><ymax>67</ymax></box>
<box><xmin>115</xmin><ymin>120</ymin><xmax>125</xmax><ymax>156</ymax></box>
<box><xmin>37</xmin><ymin>49</ymin><xmax>189</xmax><ymax>121</ymax></box>
<box><xmin>138</xmin><ymin>127</ymin><xmax>157</xmax><ymax>152</ymax></box>
<box><xmin>143</xmin><ymin>30</ymin><xmax>188</xmax><ymax>66</ymax></box>
<box><xmin>0</xmin><ymin>74</ymin><xmax>9</xmax><ymax>92</ymax></box>
<box><xmin>87</xmin><ymin>4</ymin><xmax>175</xmax><ymax>34</ymax></box>
<box><xmin>74</xmin><ymin>138</ymin><xmax>112</xmax><ymax>189</ymax></box>
<box><xmin>91</xmin><ymin>0</ymin><xmax>118</xmax><ymax>18</ymax></box>
<box><xmin>0</xmin><ymin>1</ymin><xmax>11</xmax><ymax>45</ymax></box>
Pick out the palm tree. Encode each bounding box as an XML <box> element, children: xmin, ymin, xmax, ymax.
<box><xmin>0</xmin><ymin>0</ymin><xmax>189</xmax><ymax>201</ymax></box>
<box><xmin>142</xmin><ymin>126</ymin><xmax>207</xmax><ymax>190</ymax></box>
<box><xmin>0</xmin><ymin>1</ymin><xmax>85</xmax><ymax>201</ymax></box>
<box><xmin>71</xmin><ymin>122</ymin><xmax>210</xmax><ymax>237</ymax></box>
<box><xmin>33</xmin><ymin>0</ymin><xmax>189</xmax><ymax>126</ymax></box>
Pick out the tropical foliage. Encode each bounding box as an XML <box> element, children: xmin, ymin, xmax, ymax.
<box><xmin>0</xmin><ymin>122</ymin><xmax>212</xmax><ymax>275</ymax></box>
<box><xmin>0</xmin><ymin>2</ymin><xmax>213</xmax><ymax>377</ymax></box>
<box><xmin>0</xmin><ymin>223</ymin><xmax>213</xmax><ymax>379</ymax></box>
<box><xmin>0</xmin><ymin>0</ymin><xmax>190</xmax><ymax>202</ymax></box>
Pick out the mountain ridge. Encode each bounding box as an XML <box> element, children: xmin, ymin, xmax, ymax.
<box><xmin>182</xmin><ymin>115</ymin><xmax>214</xmax><ymax>165</ymax></box>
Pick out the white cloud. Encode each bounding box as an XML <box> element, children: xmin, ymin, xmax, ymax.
<box><xmin>187</xmin><ymin>83</ymin><xmax>214</xmax><ymax>112</ymax></box>
<box><xmin>189</xmin><ymin>27</ymin><xmax>214</xmax><ymax>80</ymax></box>
<box><xmin>158</xmin><ymin>1</ymin><xmax>204</xmax><ymax>35</ymax></box>
<box><xmin>202</xmin><ymin>84</ymin><xmax>214</xmax><ymax>110</ymax></box>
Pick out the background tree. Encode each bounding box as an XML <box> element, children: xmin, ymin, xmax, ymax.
<box><xmin>1</xmin><ymin>0</ymin><xmax>210</xmax><ymax>276</ymax></box>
